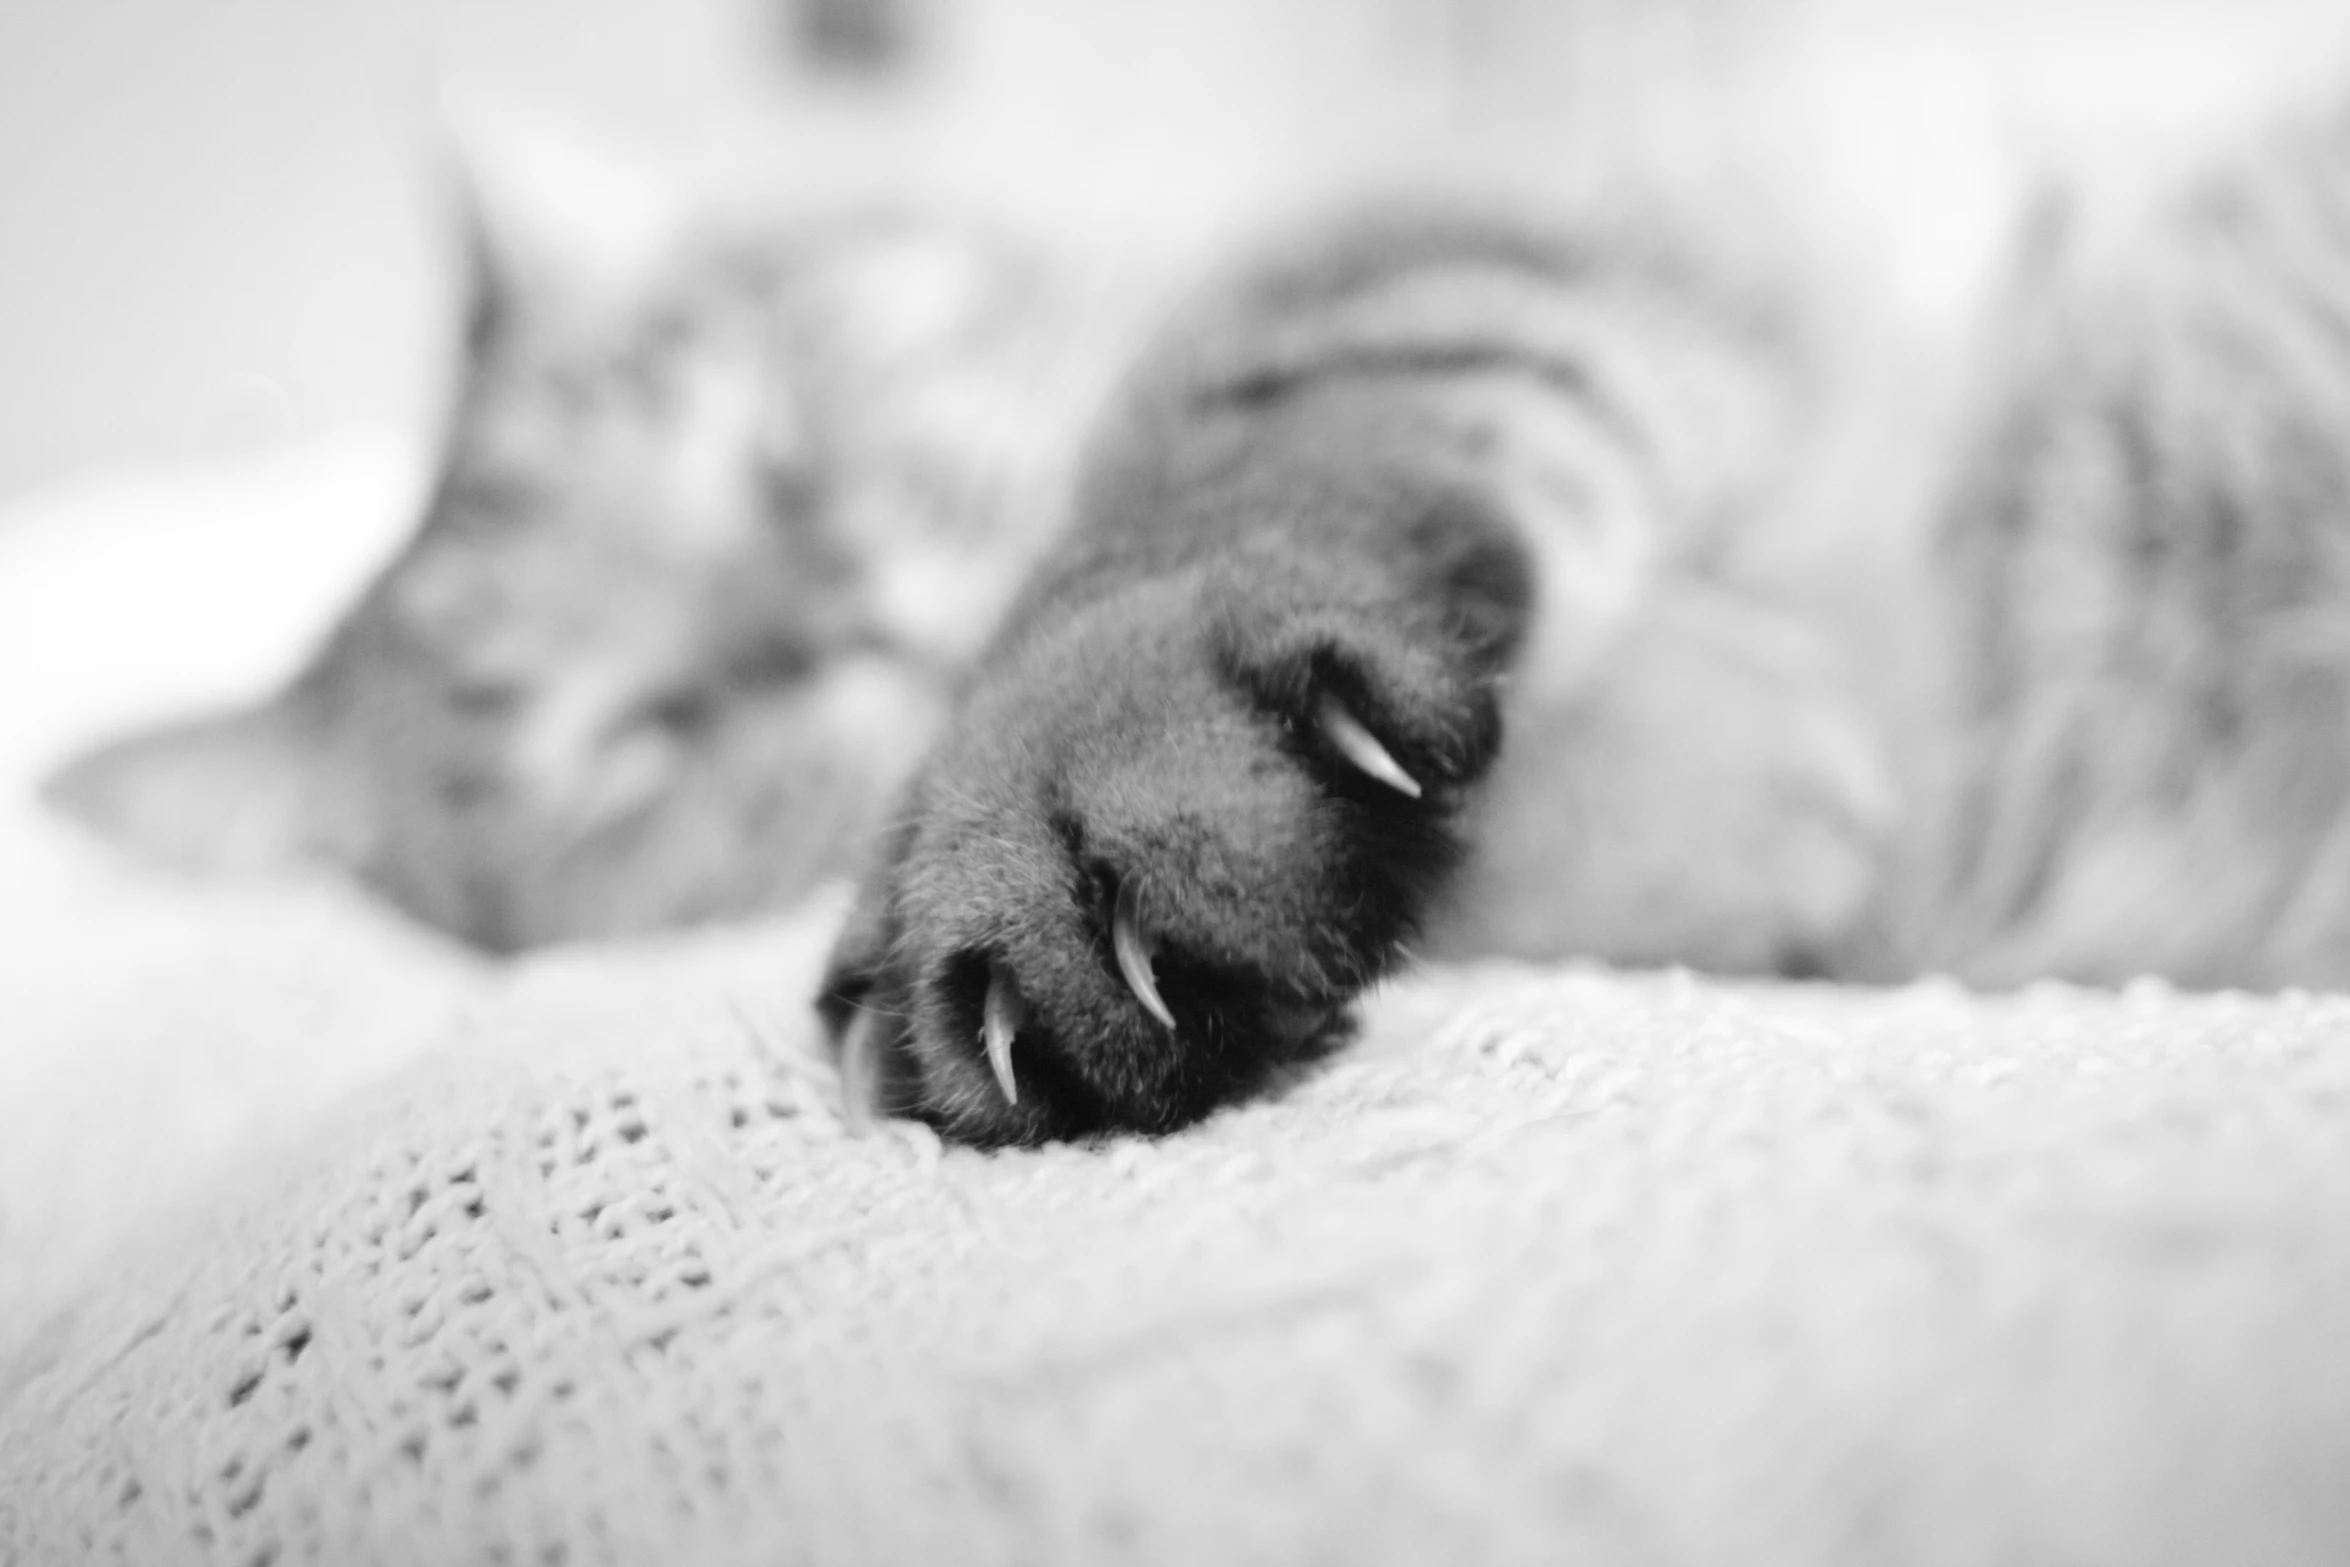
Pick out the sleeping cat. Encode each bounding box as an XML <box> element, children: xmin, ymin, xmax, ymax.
<box><xmin>47</xmin><ymin>93</ymin><xmax>2350</xmax><ymax>1143</ymax></box>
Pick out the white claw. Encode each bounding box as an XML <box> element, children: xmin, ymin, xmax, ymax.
<box><xmin>838</xmin><ymin>1009</ymin><xmax>880</xmax><ymax>1136</ymax></box>
<box><xmin>1113</xmin><ymin>880</ymin><xmax>1177</xmax><ymax>1030</ymax></box>
<box><xmin>1315</xmin><ymin>694</ymin><xmax>1422</xmax><ymax>798</ymax></box>
<box><xmin>981</xmin><ymin>972</ymin><xmax>1023</xmax><ymax>1106</ymax></box>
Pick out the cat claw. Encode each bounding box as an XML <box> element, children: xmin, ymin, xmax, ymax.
<box><xmin>1113</xmin><ymin>880</ymin><xmax>1177</xmax><ymax>1029</ymax></box>
<box><xmin>1315</xmin><ymin>694</ymin><xmax>1421</xmax><ymax>799</ymax></box>
<box><xmin>981</xmin><ymin>970</ymin><xmax>1024</xmax><ymax>1105</ymax></box>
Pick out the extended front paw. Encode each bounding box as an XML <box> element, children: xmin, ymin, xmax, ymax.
<box><xmin>816</xmin><ymin>574</ymin><xmax>1502</xmax><ymax>1143</ymax></box>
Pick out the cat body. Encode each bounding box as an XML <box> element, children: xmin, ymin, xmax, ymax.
<box><xmin>815</xmin><ymin>100</ymin><xmax>2350</xmax><ymax>1140</ymax></box>
<box><xmin>1926</xmin><ymin>99</ymin><xmax>2350</xmax><ymax>989</ymax></box>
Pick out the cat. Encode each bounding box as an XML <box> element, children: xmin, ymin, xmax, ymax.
<box><xmin>44</xmin><ymin>136</ymin><xmax>1151</xmax><ymax>950</ymax></box>
<box><xmin>48</xmin><ymin>91</ymin><xmax>2350</xmax><ymax>1144</ymax></box>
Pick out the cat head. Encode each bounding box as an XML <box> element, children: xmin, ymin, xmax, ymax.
<box><xmin>45</xmin><ymin>117</ymin><xmax>1088</xmax><ymax>949</ymax></box>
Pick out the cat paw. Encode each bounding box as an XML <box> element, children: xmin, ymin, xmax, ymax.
<box><xmin>816</xmin><ymin>570</ymin><xmax>1503</xmax><ymax>1144</ymax></box>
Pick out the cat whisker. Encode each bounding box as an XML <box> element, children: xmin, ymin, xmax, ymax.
<box><xmin>1113</xmin><ymin>880</ymin><xmax>1177</xmax><ymax>1030</ymax></box>
<box><xmin>1315</xmin><ymin>694</ymin><xmax>1421</xmax><ymax>798</ymax></box>
<box><xmin>981</xmin><ymin>970</ymin><xmax>1023</xmax><ymax>1105</ymax></box>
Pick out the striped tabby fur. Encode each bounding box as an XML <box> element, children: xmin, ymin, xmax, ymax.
<box><xmin>46</xmin><ymin>88</ymin><xmax>2350</xmax><ymax>1139</ymax></box>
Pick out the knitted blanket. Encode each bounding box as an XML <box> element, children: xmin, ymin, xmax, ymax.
<box><xmin>6</xmin><ymin>451</ymin><xmax>2350</xmax><ymax>1567</ymax></box>
<box><xmin>6</xmin><ymin>917</ymin><xmax>2350</xmax><ymax>1565</ymax></box>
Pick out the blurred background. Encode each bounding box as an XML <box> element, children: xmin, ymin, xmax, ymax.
<box><xmin>2</xmin><ymin>0</ymin><xmax>2349</xmax><ymax>506</ymax></box>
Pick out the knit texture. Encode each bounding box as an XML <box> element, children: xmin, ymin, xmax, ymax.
<box><xmin>6</xmin><ymin>902</ymin><xmax>2349</xmax><ymax>1566</ymax></box>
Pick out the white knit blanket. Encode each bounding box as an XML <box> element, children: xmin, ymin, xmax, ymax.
<box><xmin>4</xmin><ymin>445</ymin><xmax>2349</xmax><ymax>1564</ymax></box>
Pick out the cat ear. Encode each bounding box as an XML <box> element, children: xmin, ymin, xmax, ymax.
<box><xmin>40</xmin><ymin>700</ymin><xmax>364</xmax><ymax>877</ymax></box>
<box><xmin>434</xmin><ymin>95</ymin><xmax>686</xmax><ymax>351</ymax></box>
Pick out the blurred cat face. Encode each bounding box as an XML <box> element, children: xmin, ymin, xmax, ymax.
<box><xmin>45</xmin><ymin>140</ymin><xmax>1103</xmax><ymax>949</ymax></box>
<box><xmin>387</xmin><ymin>225</ymin><xmax>854</xmax><ymax>835</ymax></box>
